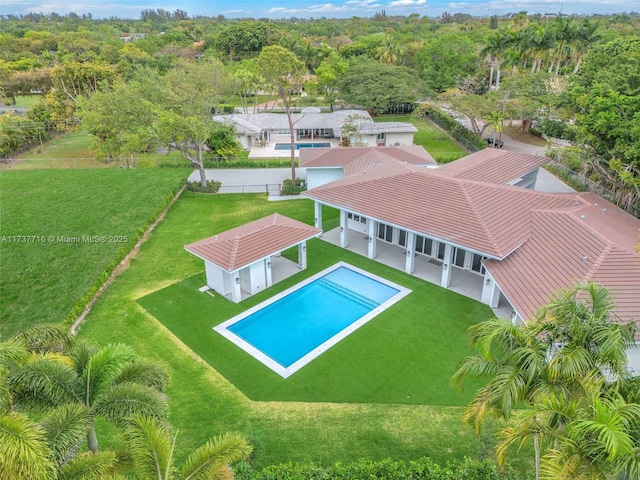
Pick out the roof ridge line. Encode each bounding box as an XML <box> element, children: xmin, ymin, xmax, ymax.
<box><xmin>228</xmin><ymin>236</ymin><xmax>240</xmax><ymax>270</ymax></box>
<box><xmin>583</xmin><ymin>244</ymin><xmax>613</xmax><ymax>283</ymax></box>
<box><xmin>459</xmin><ymin>182</ymin><xmax>503</xmax><ymax>256</ymax></box>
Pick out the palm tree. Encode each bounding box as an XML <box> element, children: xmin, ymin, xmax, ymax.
<box><xmin>0</xmin><ymin>404</ymin><xmax>118</xmax><ymax>480</ymax></box>
<box><xmin>452</xmin><ymin>283</ymin><xmax>638</xmax><ymax>480</ymax></box>
<box><xmin>551</xmin><ymin>17</ymin><xmax>578</xmax><ymax>75</ymax></box>
<box><xmin>122</xmin><ymin>414</ymin><xmax>252</xmax><ymax>480</ymax></box>
<box><xmin>8</xmin><ymin>338</ymin><xmax>169</xmax><ymax>453</ymax></box>
<box><xmin>572</xmin><ymin>19</ymin><xmax>601</xmax><ymax>74</ymax></box>
<box><xmin>487</xmin><ymin>111</ymin><xmax>504</xmax><ymax>148</ymax></box>
<box><xmin>480</xmin><ymin>31</ymin><xmax>509</xmax><ymax>90</ymax></box>
<box><xmin>376</xmin><ymin>36</ymin><xmax>402</xmax><ymax>65</ymax></box>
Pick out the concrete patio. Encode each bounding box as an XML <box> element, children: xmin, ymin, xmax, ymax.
<box><xmin>248</xmin><ymin>138</ymin><xmax>341</xmax><ymax>158</ymax></box>
<box><xmin>321</xmin><ymin>227</ymin><xmax>514</xmax><ymax>319</ymax></box>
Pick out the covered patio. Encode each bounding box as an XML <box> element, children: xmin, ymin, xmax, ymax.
<box><xmin>320</xmin><ymin>226</ymin><xmax>513</xmax><ymax>319</ymax></box>
<box><xmin>185</xmin><ymin>214</ymin><xmax>322</xmax><ymax>303</ymax></box>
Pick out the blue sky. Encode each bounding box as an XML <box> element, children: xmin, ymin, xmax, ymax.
<box><xmin>1</xmin><ymin>0</ymin><xmax>637</xmax><ymax>19</ymax></box>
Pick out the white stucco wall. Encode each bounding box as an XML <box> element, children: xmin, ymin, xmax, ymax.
<box><xmin>237</xmin><ymin>135</ymin><xmax>251</xmax><ymax>149</ymax></box>
<box><xmin>628</xmin><ymin>344</ymin><xmax>640</xmax><ymax>376</ymax></box>
<box><xmin>384</xmin><ymin>132</ymin><xmax>414</xmax><ymax>146</ymax></box>
<box><xmin>306</xmin><ymin>167</ymin><xmax>345</xmax><ymax>189</ymax></box>
<box><xmin>205</xmin><ymin>261</ymin><xmax>228</xmax><ymax>296</ymax></box>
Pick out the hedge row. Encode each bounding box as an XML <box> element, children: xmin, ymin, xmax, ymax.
<box><xmin>412</xmin><ymin>103</ymin><xmax>486</xmax><ymax>152</ymax></box>
<box><xmin>233</xmin><ymin>458</ymin><xmax>527</xmax><ymax>480</ymax></box>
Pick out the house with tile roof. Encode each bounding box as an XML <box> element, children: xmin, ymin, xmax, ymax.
<box><xmin>213</xmin><ymin>107</ymin><xmax>417</xmax><ymax>150</ymax></box>
<box><xmin>301</xmin><ymin>146</ymin><xmax>640</xmax><ymax>372</ymax></box>
<box><xmin>185</xmin><ymin>214</ymin><xmax>322</xmax><ymax>303</ymax></box>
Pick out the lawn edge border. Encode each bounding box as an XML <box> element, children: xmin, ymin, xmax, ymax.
<box><xmin>70</xmin><ymin>184</ymin><xmax>186</xmax><ymax>334</ymax></box>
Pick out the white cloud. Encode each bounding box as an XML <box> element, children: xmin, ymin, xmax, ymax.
<box><xmin>387</xmin><ymin>0</ymin><xmax>426</xmax><ymax>6</ymax></box>
<box><xmin>267</xmin><ymin>3</ymin><xmax>350</xmax><ymax>14</ymax></box>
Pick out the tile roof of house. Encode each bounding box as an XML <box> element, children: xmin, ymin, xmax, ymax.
<box><xmin>304</xmin><ymin>168</ymin><xmax>581</xmax><ymax>258</ymax></box>
<box><xmin>484</xmin><ymin>195</ymin><xmax>640</xmax><ymax>337</ymax></box>
<box><xmin>212</xmin><ymin>109</ymin><xmax>372</xmax><ymax>134</ymax></box>
<box><xmin>299</xmin><ymin>145</ymin><xmax>436</xmax><ymax>167</ymax></box>
<box><xmin>431</xmin><ymin>149</ymin><xmax>549</xmax><ymax>185</ymax></box>
<box><xmin>184</xmin><ymin>214</ymin><xmax>321</xmax><ymax>272</ymax></box>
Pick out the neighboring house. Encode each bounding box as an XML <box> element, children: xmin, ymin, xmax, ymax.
<box><xmin>301</xmin><ymin>146</ymin><xmax>640</xmax><ymax>370</ymax></box>
<box><xmin>213</xmin><ymin>107</ymin><xmax>416</xmax><ymax>149</ymax></box>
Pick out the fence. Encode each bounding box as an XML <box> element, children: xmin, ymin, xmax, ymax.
<box><xmin>216</xmin><ymin>184</ymin><xmax>282</xmax><ymax>196</ymax></box>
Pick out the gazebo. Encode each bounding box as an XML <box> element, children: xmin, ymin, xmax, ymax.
<box><xmin>185</xmin><ymin>214</ymin><xmax>322</xmax><ymax>302</ymax></box>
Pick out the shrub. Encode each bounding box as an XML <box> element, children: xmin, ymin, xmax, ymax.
<box><xmin>185</xmin><ymin>180</ymin><xmax>222</xmax><ymax>193</ymax></box>
<box><xmin>281</xmin><ymin>177</ymin><xmax>306</xmax><ymax>195</ymax></box>
<box><xmin>412</xmin><ymin>103</ymin><xmax>485</xmax><ymax>152</ymax></box>
<box><xmin>233</xmin><ymin>457</ymin><xmax>527</xmax><ymax>480</ymax></box>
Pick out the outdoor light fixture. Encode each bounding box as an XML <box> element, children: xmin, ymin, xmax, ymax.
<box><xmin>340</xmin><ymin>226</ymin><xmax>344</xmax><ymax>232</ymax></box>
<box><xmin>267</xmin><ymin>261</ymin><xmax>271</xmax><ymax>268</ymax></box>
<box><xmin>235</xmin><ymin>277</ymin><xmax>239</xmax><ymax>285</ymax></box>
<box><xmin>485</xmin><ymin>278</ymin><xmax>491</xmax><ymax>286</ymax></box>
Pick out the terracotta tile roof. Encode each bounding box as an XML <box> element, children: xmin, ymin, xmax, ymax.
<box><xmin>431</xmin><ymin>149</ymin><xmax>549</xmax><ymax>185</ymax></box>
<box><xmin>304</xmin><ymin>170</ymin><xmax>581</xmax><ymax>257</ymax></box>
<box><xmin>299</xmin><ymin>145</ymin><xmax>436</xmax><ymax>167</ymax></box>
<box><xmin>184</xmin><ymin>214</ymin><xmax>321</xmax><ymax>272</ymax></box>
<box><xmin>484</xmin><ymin>198</ymin><xmax>640</xmax><ymax>337</ymax></box>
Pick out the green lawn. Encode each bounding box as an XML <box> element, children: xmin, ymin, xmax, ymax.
<box><xmin>76</xmin><ymin>192</ymin><xmax>530</xmax><ymax>473</ymax></box>
<box><xmin>12</xmin><ymin>129</ymin><xmax>96</xmax><ymax>167</ymax></box>
<box><xmin>375</xmin><ymin>114</ymin><xmax>468</xmax><ymax>163</ymax></box>
<box><xmin>137</xmin><ymin>241</ymin><xmax>489</xmax><ymax>405</ymax></box>
<box><xmin>0</xmin><ymin>168</ymin><xmax>190</xmax><ymax>337</ymax></box>
<box><xmin>14</xmin><ymin>95</ymin><xmax>44</xmax><ymax>108</ymax></box>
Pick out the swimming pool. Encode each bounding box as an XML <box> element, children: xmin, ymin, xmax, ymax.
<box><xmin>215</xmin><ymin>262</ymin><xmax>411</xmax><ymax>378</ymax></box>
<box><xmin>274</xmin><ymin>142</ymin><xmax>331</xmax><ymax>150</ymax></box>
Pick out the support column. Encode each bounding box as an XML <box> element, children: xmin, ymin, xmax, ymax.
<box><xmin>265</xmin><ymin>257</ymin><xmax>273</xmax><ymax>288</ymax></box>
<box><xmin>440</xmin><ymin>243</ymin><xmax>453</xmax><ymax>288</ymax></box>
<box><xmin>339</xmin><ymin>210</ymin><xmax>348</xmax><ymax>248</ymax></box>
<box><xmin>298</xmin><ymin>242</ymin><xmax>307</xmax><ymax>270</ymax></box>
<box><xmin>231</xmin><ymin>273</ymin><xmax>242</xmax><ymax>303</ymax></box>
<box><xmin>481</xmin><ymin>273</ymin><xmax>500</xmax><ymax>308</ymax></box>
<box><xmin>314</xmin><ymin>202</ymin><xmax>322</xmax><ymax>230</ymax></box>
<box><xmin>367</xmin><ymin>219</ymin><xmax>377</xmax><ymax>259</ymax></box>
<box><xmin>404</xmin><ymin>231</ymin><xmax>415</xmax><ymax>274</ymax></box>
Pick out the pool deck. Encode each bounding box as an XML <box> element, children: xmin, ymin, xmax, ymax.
<box><xmin>248</xmin><ymin>138</ymin><xmax>341</xmax><ymax>159</ymax></box>
<box><xmin>321</xmin><ymin>228</ymin><xmax>513</xmax><ymax>319</ymax></box>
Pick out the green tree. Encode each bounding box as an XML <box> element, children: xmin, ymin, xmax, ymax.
<box><xmin>487</xmin><ymin>110</ymin><xmax>504</xmax><ymax>147</ymax></box>
<box><xmin>257</xmin><ymin>45</ymin><xmax>305</xmax><ymax>183</ymax></box>
<box><xmin>157</xmin><ymin>58</ymin><xmax>233</xmax><ymax>187</ymax></box>
<box><xmin>122</xmin><ymin>414</ymin><xmax>252</xmax><ymax>480</ymax></box>
<box><xmin>336</xmin><ymin>58</ymin><xmax>423</xmax><ymax>116</ymax></box>
<box><xmin>452</xmin><ymin>283</ymin><xmax>638</xmax><ymax>480</ymax></box>
<box><xmin>9</xmin><ymin>337</ymin><xmax>169</xmax><ymax>453</ymax></box>
<box><xmin>481</xmin><ymin>31</ymin><xmax>509</xmax><ymax>90</ymax></box>
<box><xmin>315</xmin><ymin>51</ymin><xmax>348</xmax><ymax>110</ymax></box>
<box><xmin>210</xmin><ymin>21</ymin><xmax>275</xmax><ymax>60</ymax></box>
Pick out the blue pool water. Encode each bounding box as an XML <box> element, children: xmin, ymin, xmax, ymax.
<box><xmin>274</xmin><ymin>142</ymin><xmax>331</xmax><ymax>150</ymax></box>
<box><xmin>224</xmin><ymin>266</ymin><xmax>400</xmax><ymax>370</ymax></box>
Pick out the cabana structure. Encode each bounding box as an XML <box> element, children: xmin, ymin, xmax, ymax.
<box><xmin>185</xmin><ymin>214</ymin><xmax>322</xmax><ymax>303</ymax></box>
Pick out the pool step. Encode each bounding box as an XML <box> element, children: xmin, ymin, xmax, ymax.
<box><xmin>317</xmin><ymin>278</ymin><xmax>379</xmax><ymax>310</ymax></box>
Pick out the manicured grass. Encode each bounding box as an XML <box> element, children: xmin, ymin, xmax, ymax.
<box><xmin>375</xmin><ymin>114</ymin><xmax>468</xmax><ymax>163</ymax></box>
<box><xmin>76</xmin><ymin>193</ymin><xmax>531</xmax><ymax>473</ymax></box>
<box><xmin>137</xmin><ymin>242</ymin><xmax>489</xmax><ymax>405</ymax></box>
<box><xmin>14</xmin><ymin>95</ymin><xmax>43</xmax><ymax>108</ymax></box>
<box><xmin>13</xmin><ymin>129</ymin><xmax>95</xmax><ymax>167</ymax></box>
<box><xmin>0</xmin><ymin>168</ymin><xmax>190</xmax><ymax>337</ymax></box>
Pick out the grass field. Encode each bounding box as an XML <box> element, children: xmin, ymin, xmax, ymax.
<box><xmin>0</xmin><ymin>168</ymin><xmax>190</xmax><ymax>337</ymax></box>
<box><xmin>14</xmin><ymin>95</ymin><xmax>44</xmax><ymax>108</ymax></box>
<box><xmin>374</xmin><ymin>114</ymin><xmax>468</xmax><ymax>163</ymax></box>
<box><xmin>76</xmin><ymin>193</ymin><xmax>530</xmax><ymax>473</ymax></box>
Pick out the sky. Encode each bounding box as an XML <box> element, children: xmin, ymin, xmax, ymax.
<box><xmin>1</xmin><ymin>0</ymin><xmax>638</xmax><ymax>19</ymax></box>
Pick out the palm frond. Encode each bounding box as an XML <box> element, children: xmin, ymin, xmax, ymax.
<box><xmin>41</xmin><ymin>403</ymin><xmax>90</xmax><ymax>468</ymax></box>
<box><xmin>0</xmin><ymin>411</ymin><xmax>56</xmax><ymax>480</ymax></box>
<box><xmin>121</xmin><ymin>414</ymin><xmax>175</xmax><ymax>480</ymax></box>
<box><xmin>113</xmin><ymin>358</ymin><xmax>169</xmax><ymax>392</ymax></box>
<box><xmin>57</xmin><ymin>449</ymin><xmax>119</xmax><ymax>480</ymax></box>
<box><xmin>0</xmin><ymin>338</ymin><xmax>29</xmax><ymax>367</ymax></box>
<box><xmin>82</xmin><ymin>344</ymin><xmax>136</xmax><ymax>406</ymax></box>
<box><xmin>14</xmin><ymin>324</ymin><xmax>75</xmax><ymax>354</ymax></box>
<box><xmin>9</xmin><ymin>354</ymin><xmax>83</xmax><ymax>409</ymax></box>
<box><xmin>179</xmin><ymin>431</ymin><xmax>252</xmax><ymax>480</ymax></box>
<box><xmin>93</xmin><ymin>382</ymin><xmax>168</xmax><ymax>422</ymax></box>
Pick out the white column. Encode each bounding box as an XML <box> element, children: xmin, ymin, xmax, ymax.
<box><xmin>265</xmin><ymin>257</ymin><xmax>273</xmax><ymax>288</ymax></box>
<box><xmin>367</xmin><ymin>219</ymin><xmax>377</xmax><ymax>259</ymax></box>
<box><xmin>298</xmin><ymin>242</ymin><xmax>307</xmax><ymax>269</ymax></box>
<box><xmin>231</xmin><ymin>273</ymin><xmax>242</xmax><ymax>303</ymax></box>
<box><xmin>404</xmin><ymin>231</ymin><xmax>415</xmax><ymax>274</ymax></box>
<box><xmin>314</xmin><ymin>202</ymin><xmax>322</xmax><ymax>230</ymax></box>
<box><xmin>440</xmin><ymin>243</ymin><xmax>453</xmax><ymax>288</ymax></box>
<box><xmin>481</xmin><ymin>273</ymin><xmax>501</xmax><ymax>308</ymax></box>
<box><xmin>339</xmin><ymin>210</ymin><xmax>348</xmax><ymax>248</ymax></box>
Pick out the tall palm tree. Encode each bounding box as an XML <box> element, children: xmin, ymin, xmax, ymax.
<box><xmin>572</xmin><ymin>19</ymin><xmax>601</xmax><ymax>74</ymax></box>
<box><xmin>487</xmin><ymin>111</ymin><xmax>504</xmax><ymax>147</ymax></box>
<box><xmin>122</xmin><ymin>414</ymin><xmax>252</xmax><ymax>480</ymax></box>
<box><xmin>376</xmin><ymin>36</ymin><xmax>402</xmax><ymax>65</ymax></box>
<box><xmin>551</xmin><ymin>17</ymin><xmax>578</xmax><ymax>75</ymax></box>
<box><xmin>480</xmin><ymin>31</ymin><xmax>509</xmax><ymax>90</ymax></box>
<box><xmin>8</xmin><ymin>339</ymin><xmax>169</xmax><ymax>453</ymax></box>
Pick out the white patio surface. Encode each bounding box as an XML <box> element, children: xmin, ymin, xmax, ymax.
<box><xmin>248</xmin><ymin>138</ymin><xmax>342</xmax><ymax>159</ymax></box>
<box><xmin>321</xmin><ymin>227</ymin><xmax>513</xmax><ymax>319</ymax></box>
